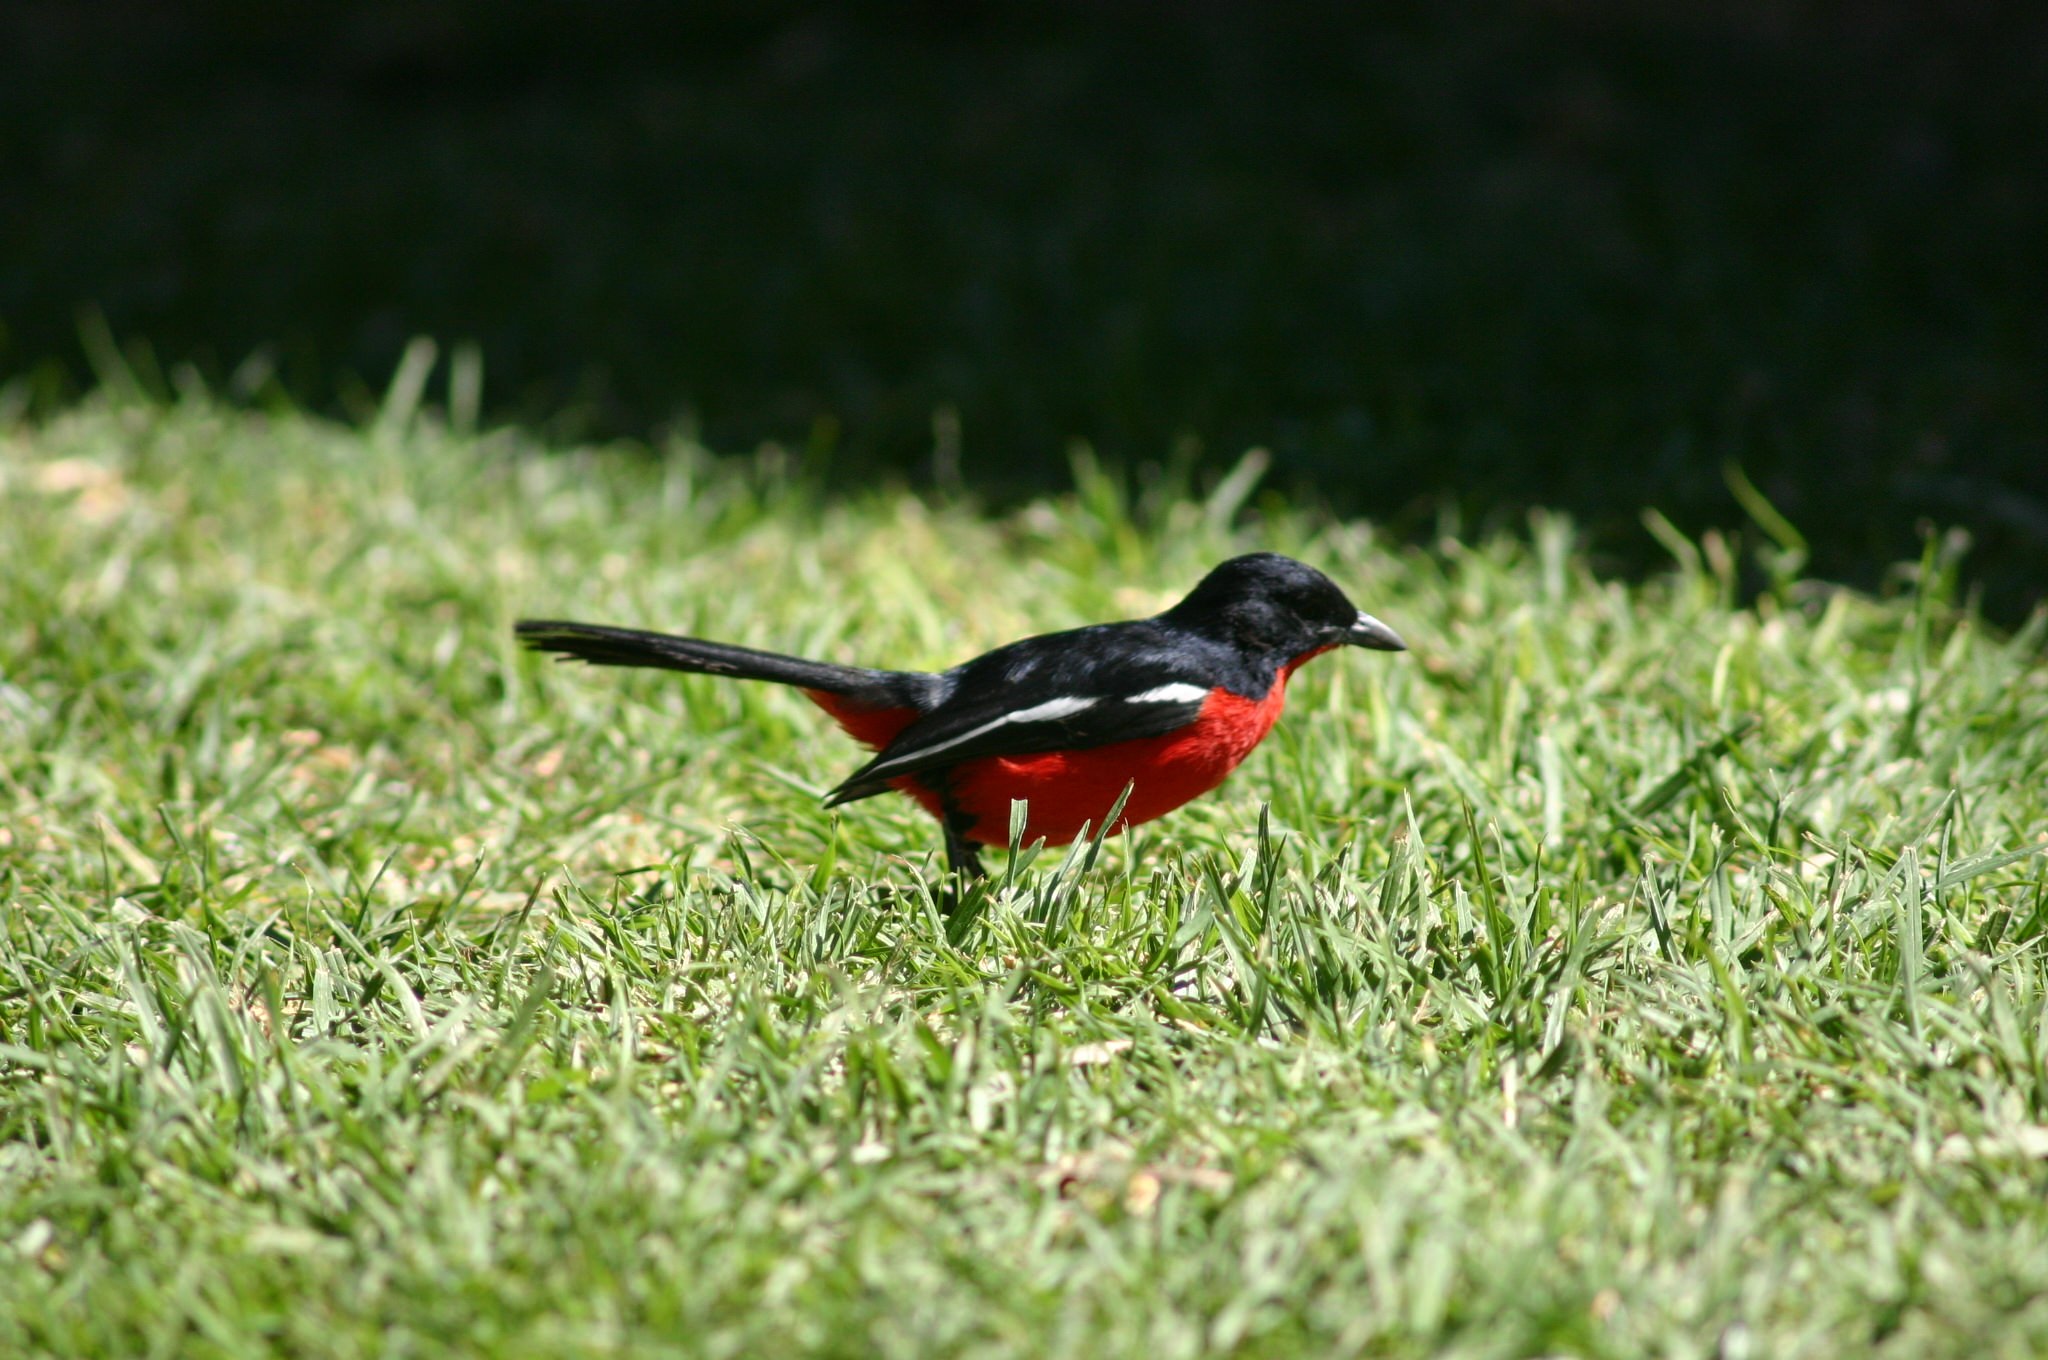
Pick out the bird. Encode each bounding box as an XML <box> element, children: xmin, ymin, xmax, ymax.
<box><xmin>516</xmin><ymin>552</ymin><xmax>1405</xmax><ymax>881</ymax></box>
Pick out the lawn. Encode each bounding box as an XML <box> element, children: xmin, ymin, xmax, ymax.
<box><xmin>2</xmin><ymin>389</ymin><xmax>2046</xmax><ymax>1357</ymax></box>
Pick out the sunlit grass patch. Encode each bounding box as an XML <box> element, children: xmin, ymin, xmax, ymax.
<box><xmin>2</xmin><ymin>395</ymin><xmax>2045</xmax><ymax>1357</ymax></box>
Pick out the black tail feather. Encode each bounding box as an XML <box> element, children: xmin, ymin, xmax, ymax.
<box><xmin>515</xmin><ymin>620</ymin><xmax>918</xmax><ymax>699</ymax></box>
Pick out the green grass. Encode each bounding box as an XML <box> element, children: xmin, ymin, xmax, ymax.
<box><xmin>3</xmin><ymin>391</ymin><xmax>2047</xmax><ymax>1358</ymax></box>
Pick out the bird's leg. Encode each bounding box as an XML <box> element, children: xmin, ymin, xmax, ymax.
<box><xmin>941</xmin><ymin>810</ymin><xmax>987</xmax><ymax>917</ymax></box>
<box><xmin>944</xmin><ymin>824</ymin><xmax>987</xmax><ymax>880</ymax></box>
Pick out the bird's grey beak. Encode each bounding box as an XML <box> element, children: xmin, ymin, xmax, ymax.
<box><xmin>1346</xmin><ymin>611</ymin><xmax>1407</xmax><ymax>652</ymax></box>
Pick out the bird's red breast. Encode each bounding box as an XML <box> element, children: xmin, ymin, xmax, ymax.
<box><xmin>802</xmin><ymin>644</ymin><xmax>1334</xmax><ymax>848</ymax></box>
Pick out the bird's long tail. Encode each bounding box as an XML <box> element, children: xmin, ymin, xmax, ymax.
<box><xmin>515</xmin><ymin>619</ymin><xmax>917</xmax><ymax>693</ymax></box>
<box><xmin>514</xmin><ymin>619</ymin><xmax>932</xmax><ymax>747</ymax></box>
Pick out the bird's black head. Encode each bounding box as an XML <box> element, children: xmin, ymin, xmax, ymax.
<box><xmin>1164</xmin><ymin>553</ymin><xmax>1406</xmax><ymax>659</ymax></box>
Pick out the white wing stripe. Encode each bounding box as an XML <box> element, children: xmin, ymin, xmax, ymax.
<box><xmin>864</xmin><ymin>695</ymin><xmax>1097</xmax><ymax>775</ymax></box>
<box><xmin>1128</xmin><ymin>682</ymin><xmax>1207</xmax><ymax>705</ymax></box>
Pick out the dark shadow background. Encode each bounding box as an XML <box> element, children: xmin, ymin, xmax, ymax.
<box><xmin>5</xmin><ymin>1</ymin><xmax>2044</xmax><ymax>616</ymax></box>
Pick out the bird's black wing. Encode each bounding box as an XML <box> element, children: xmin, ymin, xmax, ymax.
<box><xmin>823</xmin><ymin>685</ymin><xmax>1209</xmax><ymax>805</ymax></box>
<box><xmin>822</xmin><ymin>622</ymin><xmax>1227</xmax><ymax>806</ymax></box>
